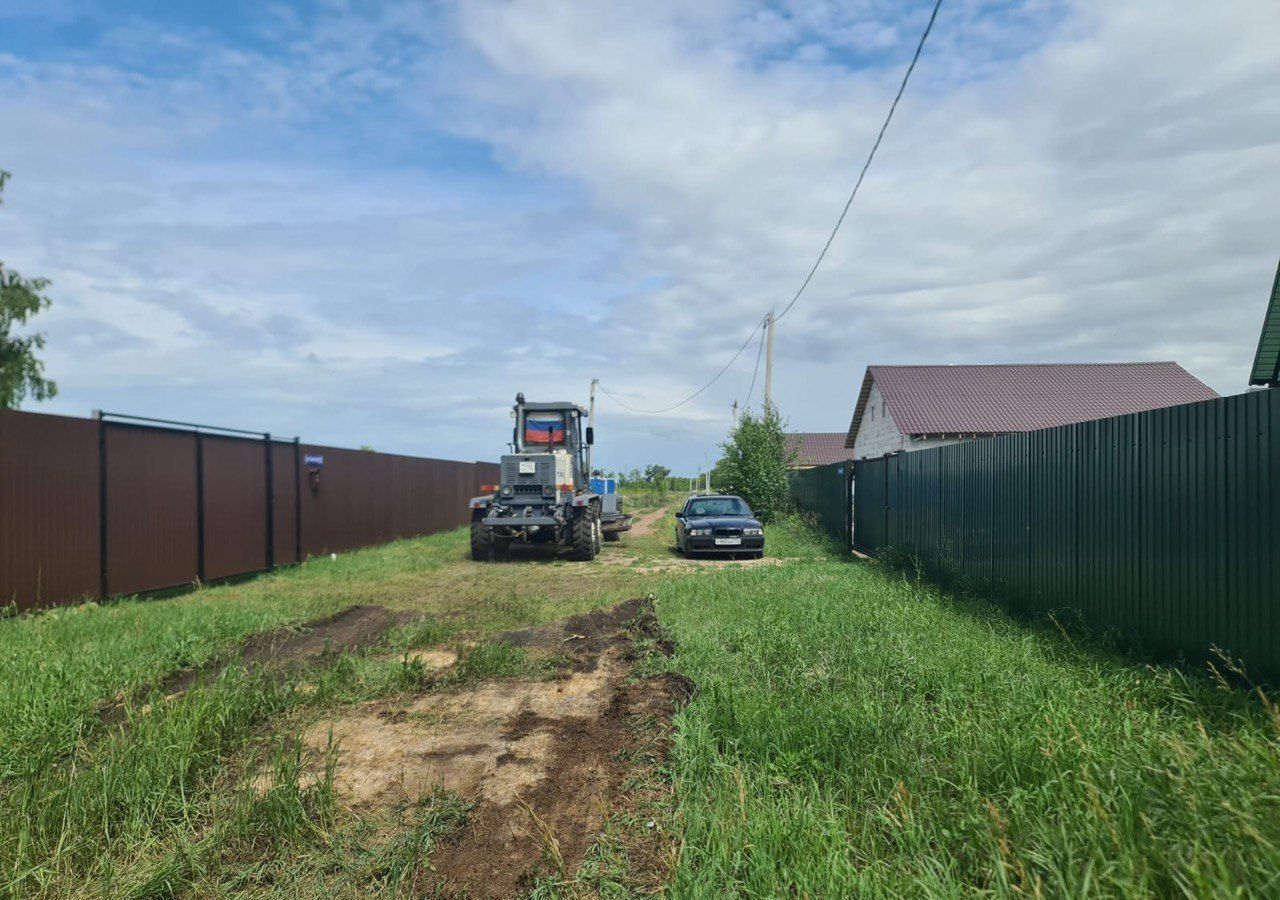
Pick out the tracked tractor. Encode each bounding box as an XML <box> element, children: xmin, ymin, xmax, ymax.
<box><xmin>468</xmin><ymin>393</ymin><xmax>630</xmax><ymax>561</ymax></box>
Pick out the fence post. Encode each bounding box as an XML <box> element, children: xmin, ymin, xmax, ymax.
<box><xmin>97</xmin><ymin>411</ymin><xmax>108</xmax><ymax>600</ymax></box>
<box><xmin>195</xmin><ymin>429</ymin><xmax>205</xmax><ymax>583</ymax></box>
<box><xmin>264</xmin><ymin>432</ymin><xmax>275</xmax><ymax>570</ymax></box>
<box><xmin>845</xmin><ymin>464</ymin><xmax>854</xmax><ymax>550</ymax></box>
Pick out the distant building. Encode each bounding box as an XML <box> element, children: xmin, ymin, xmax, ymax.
<box><xmin>785</xmin><ymin>432</ymin><xmax>853</xmax><ymax>469</ymax></box>
<box><xmin>1249</xmin><ymin>258</ymin><xmax>1280</xmax><ymax>387</ymax></box>
<box><xmin>844</xmin><ymin>363</ymin><xmax>1219</xmax><ymax>460</ymax></box>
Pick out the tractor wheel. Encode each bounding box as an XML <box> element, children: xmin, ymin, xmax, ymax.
<box><xmin>470</xmin><ymin>513</ymin><xmax>494</xmax><ymax>561</ymax></box>
<box><xmin>603</xmin><ymin>531</ymin><xmax>621</xmax><ymax>542</ymax></box>
<box><xmin>572</xmin><ymin>507</ymin><xmax>599</xmax><ymax>561</ymax></box>
<box><xmin>593</xmin><ymin>514</ymin><xmax>603</xmax><ymax>554</ymax></box>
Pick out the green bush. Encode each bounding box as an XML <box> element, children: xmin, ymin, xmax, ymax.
<box><xmin>715</xmin><ymin>403</ymin><xmax>795</xmax><ymax>521</ymax></box>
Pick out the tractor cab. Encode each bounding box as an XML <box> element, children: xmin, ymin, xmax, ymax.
<box><xmin>510</xmin><ymin>395</ymin><xmax>592</xmax><ymax>491</ymax></box>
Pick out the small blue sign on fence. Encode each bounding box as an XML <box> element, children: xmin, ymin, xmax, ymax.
<box><xmin>304</xmin><ymin>454</ymin><xmax>324</xmax><ymax>468</ymax></box>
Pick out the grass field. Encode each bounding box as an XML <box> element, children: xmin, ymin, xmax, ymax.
<box><xmin>2</xmin><ymin>500</ymin><xmax>1276</xmax><ymax>898</ymax></box>
<box><xmin>655</xmin><ymin>524</ymin><xmax>1280</xmax><ymax>898</ymax></box>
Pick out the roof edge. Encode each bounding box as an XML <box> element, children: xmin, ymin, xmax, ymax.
<box><xmin>1248</xmin><ymin>258</ymin><xmax>1280</xmax><ymax>386</ymax></box>
<box><xmin>844</xmin><ymin>369</ymin><xmax>875</xmax><ymax>449</ymax></box>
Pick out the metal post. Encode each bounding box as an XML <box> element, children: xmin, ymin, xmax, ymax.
<box><xmin>293</xmin><ymin>437</ymin><xmax>302</xmax><ymax>564</ymax></box>
<box><xmin>264</xmin><ymin>432</ymin><xmax>275</xmax><ymax>571</ymax></box>
<box><xmin>195</xmin><ymin>430</ymin><xmax>205</xmax><ymax>583</ymax></box>
<box><xmin>764</xmin><ymin>310</ymin><xmax>775</xmax><ymax>408</ymax></box>
<box><xmin>97</xmin><ymin>411</ymin><xmax>108</xmax><ymax>600</ymax></box>
<box><xmin>587</xmin><ymin>378</ymin><xmax>597</xmax><ymax>478</ymax></box>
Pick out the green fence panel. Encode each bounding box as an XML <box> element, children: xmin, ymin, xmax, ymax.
<box><xmin>851</xmin><ymin>389</ymin><xmax>1280</xmax><ymax>679</ymax></box>
<box><xmin>789</xmin><ymin>461</ymin><xmax>852</xmax><ymax>547</ymax></box>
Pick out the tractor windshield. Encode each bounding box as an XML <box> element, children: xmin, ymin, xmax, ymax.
<box><xmin>523</xmin><ymin>411</ymin><xmax>567</xmax><ymax>448</ymax></box>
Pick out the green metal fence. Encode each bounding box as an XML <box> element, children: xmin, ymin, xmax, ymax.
<box><xmin>789</xmin><ymin>461</ymin><xmax>853</xmax><ymax>546</ymax></box>
<box><xmin>852</xmin><ymin>388</ymin><xmax>1280</xmax><ymax>679</ymax></box>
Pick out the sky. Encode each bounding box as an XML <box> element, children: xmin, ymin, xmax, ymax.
<box><xmin>1</xmin><ymin>0</ymin><xmax>1277</xmax><ymax>473</ymax></box>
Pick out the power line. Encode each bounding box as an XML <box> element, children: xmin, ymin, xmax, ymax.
<box><xmin>600</xmin><ymin>0</ymin><xmax>943</xmax><ymax>413</ymax></box>
<box><xmin>597</xmin><ymin>319</ymin><xmax>764</xmax><ymax>415</ymax></box>
<box><xmin>776</xmin><ymin>0</ymin><xmax>943</xmax><ymax>323</ymax></box>
<box><xmin>742</xmin><ymin>319</ymin><xmax>767</xmax><ymax>409</ymax></box>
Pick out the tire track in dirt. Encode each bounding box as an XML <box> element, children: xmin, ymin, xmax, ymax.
<box><xmin>628</xmin><ymin>507</ymin><xmax>669</xmax><ymax>537</ymax></box>
<box><xmin>283</xmin><ymin>597</ymin><xmax>694</xmax><ymax>898</ymax></box>
<box><xmin>100</xmin><ymin>605</ymin><xmax>407</xmax><ymax>723</ymax></box>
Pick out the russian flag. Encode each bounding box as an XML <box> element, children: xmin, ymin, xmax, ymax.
<box><xmin>524</xmin><ymin>416</ymin><xmax>566</xmax><ymax>444</ymax></box>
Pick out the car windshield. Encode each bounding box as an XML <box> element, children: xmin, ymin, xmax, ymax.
<box><xmin>685</xmin><ymin>497</ymin><xmax>751</xmax><ymax>517</ymax></box>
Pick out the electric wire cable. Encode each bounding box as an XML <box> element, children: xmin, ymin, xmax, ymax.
<box><xmin>597</xmin><ymin>319</ymin><xmax>764</xmax><ymax>415</ymax></box>
<box><xmin>775</xmin><ymin>0</ymin><xmax>943</xmax><ymax>323</ymax></box>
<box><xmin>742</xmin><ymin>318</ymin><xmax>768</xmax><ymax>410</ymax></box>
<box><xmin>600</xmin><ymin>0</ymin><xmax>943</xmax><ymax>411</ymax></box>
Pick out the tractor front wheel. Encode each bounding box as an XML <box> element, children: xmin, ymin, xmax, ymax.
<box><xmin>572</xmin><ymin>506</ymin><xmax>599</xmax><ymax>561</ymax></box>
<box><xmin>471</xmin><ymin>512</ymin><xmax>495</xmax><ymax>561</ymax></box>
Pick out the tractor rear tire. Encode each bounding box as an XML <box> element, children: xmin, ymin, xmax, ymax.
<box><xmin>471</xmin><ymin>514</ymin><xmax>495</xmax><ymax>561</ymax></box>
<box><xmin>572</xmin><ymin>507</ymin><xmax>599</xmax><ymax>561</ymax></box>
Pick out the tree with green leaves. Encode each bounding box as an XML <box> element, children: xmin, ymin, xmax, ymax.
<box><xmin>643</xmin><ymin>463</ymin><xmax>671</xmax><ymax>484</ymax></box>
<box><xmin>0</xmin><ymin>171</ymin><xmax>57</xmax><ymax>409</ymax></box>
<box><xmin>715</xmin><ymin>402</ymin><xmax>795</xmax><ymax>522</ymax></box>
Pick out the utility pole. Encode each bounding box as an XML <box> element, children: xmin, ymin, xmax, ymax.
<box><xmin>764</xmin><ymin>310</ymin><xmax>776</xmax><ymax>409</ymax></box>
<box><xmin>731</xmin><ymin>399</ymin><xmax>738</xmax><ymax>421</ymax></box>
<box><xmin>587</xmin><ymin>378</ymin><xmax>598</xmax><ymax>478</ymax></box>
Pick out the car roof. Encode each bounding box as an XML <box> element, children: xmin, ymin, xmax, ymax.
<box><xmin>684</xmin><ymin>494</ymin><xmax>747</xmax><ymax>504</ymax></box>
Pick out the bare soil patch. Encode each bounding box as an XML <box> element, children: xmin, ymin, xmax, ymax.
<box><xmin>628</xmin><ymin>507</ymin><xmax>669</xmax><ymax>537</ymax></box>
<box><xmin>290</xmin><ymin>597</ymin><xmax>692</xmax><ymax>898</ymax></box>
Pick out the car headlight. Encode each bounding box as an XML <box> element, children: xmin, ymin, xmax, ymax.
<box><xmin>500</xmin><ymin>485</ymin><xmax>514</xmax><ymax>497</ymax></box>
<box><xmin>744</xmin><ymin>527</ymin><xmax>763</xmax><ymax>536</ymax></box>
<box><xmin>690</xmin><ymin>527</ymin><xmax>712</xmax><ymax>536</ymax></box>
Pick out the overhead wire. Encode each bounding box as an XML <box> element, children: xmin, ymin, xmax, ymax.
<box><xmin>595</xmin><ymin>318</ymin><xmax>765</xmax><ymax>415</ymax></box>
<box><xmin>600</xmin><ymin>0</ymin><xmax>944</xmax><ymax>411</ymax></box>
<box><xmin>741</xmin><ymin>318</ymin><xmax>768</xmax><ymax>410</ymax></box>
<box><xmin>775</xmin><ymin>0</ymin><xmax>943</xmax><ymax>324</ymax></box>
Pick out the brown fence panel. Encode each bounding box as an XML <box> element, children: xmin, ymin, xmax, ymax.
<box><xmin>0</xmin><ymin>409</ymin><xmax>100</xmax><ymax>610</ymax></box>
<box><xmin>3</xmin><ymin>408</ymin><xmax>494</xmax><ymax>609</ymax></box>
<box><xmin>272</xmin><ymin>441</ymin><xmax>300</xmax><ymax>564</ymax></box>
<box><xmin>105</xmin><ymin>425</ymin><xmax>198</xmax><ymax>596</ymax></box>
<box><xmin>299</xmin><ymin>446</ymin><xmax>489</xmax><ymax>558</ymax></box>
<box><xmin>201</xmin><ymin>434</ymin><xmax>268</xmax><ymax>580</ymax></box>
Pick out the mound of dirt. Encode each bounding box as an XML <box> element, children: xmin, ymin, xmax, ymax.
<box><xmin>290</xmin><ymin>597</ymin><xmax>693</xmax><ymax>899</ymax></box>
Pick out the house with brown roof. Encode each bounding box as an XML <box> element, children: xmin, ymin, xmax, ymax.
<box><xmin>785</xmin><ymin>432</ymin><xmax>853</xmax><ymax>469</ymax></box>
<box><xmin>845</xmin><ymin>363</ymin><xmax>1219</xmax><ymax>460</ymax></box>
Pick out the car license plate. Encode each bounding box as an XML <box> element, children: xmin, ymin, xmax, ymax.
<box><xmin>715</xmin><ymin>537</ymin><xmax>741</xmax><ymax>546</ymax></box>
<box><xmin>518</xmin><ymin>460</ymin><xmax>536</xmax><ymax>474</ymax></box>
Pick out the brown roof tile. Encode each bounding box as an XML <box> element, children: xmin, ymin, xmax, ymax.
<box><xmin>786</xmin><ymin>432</ymin><xmax>853</xmax><ymax>467</ymax></box>
<box><xmin>845</xmin><ymin>363</ymin><xmax>1219</xmax><ymax>447</ymax></box>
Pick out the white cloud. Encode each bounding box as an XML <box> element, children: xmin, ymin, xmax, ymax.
<box><xmin>1</xmin><ymin>0</ymin><xmax>1277</xmax><ymax>471</ymax></box>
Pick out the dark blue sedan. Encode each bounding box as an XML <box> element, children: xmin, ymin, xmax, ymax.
<box><xmin>674</xmin><ymin>494</ymin><xmax>765</xmax><ymax>559</ymax></box>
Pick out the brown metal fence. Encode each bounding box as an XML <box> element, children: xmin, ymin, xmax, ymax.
<box><xmin>845</xmin><ymin>388</ymin><xmax>1280</xmax><ymax>679</ymax></box>
<box><xmin>0</xmin><ymin>407</ymin><xmax>499</xmax><ymax>611</ymax></box>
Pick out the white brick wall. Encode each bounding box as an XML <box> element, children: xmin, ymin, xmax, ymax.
<box><xmin>851</xmin><ymin>380</ymin><xmax>906</xmax><ymax>459</ymax></box>
<box><xmin>850</xmin><ymin>377</ymin><xmax>966</xmax><ymax>459</ymax></box>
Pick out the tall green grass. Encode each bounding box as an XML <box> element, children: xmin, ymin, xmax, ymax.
<box><xmin>657</xmin><ymin>520</ymin><xmax>1280</xmax><ymax>898</ymax></box>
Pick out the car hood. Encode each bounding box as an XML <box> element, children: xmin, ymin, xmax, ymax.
<box><xmin>685</xmin><ymin>515</ymin><xmax>762</xmax><ymax>530</ymax></box>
